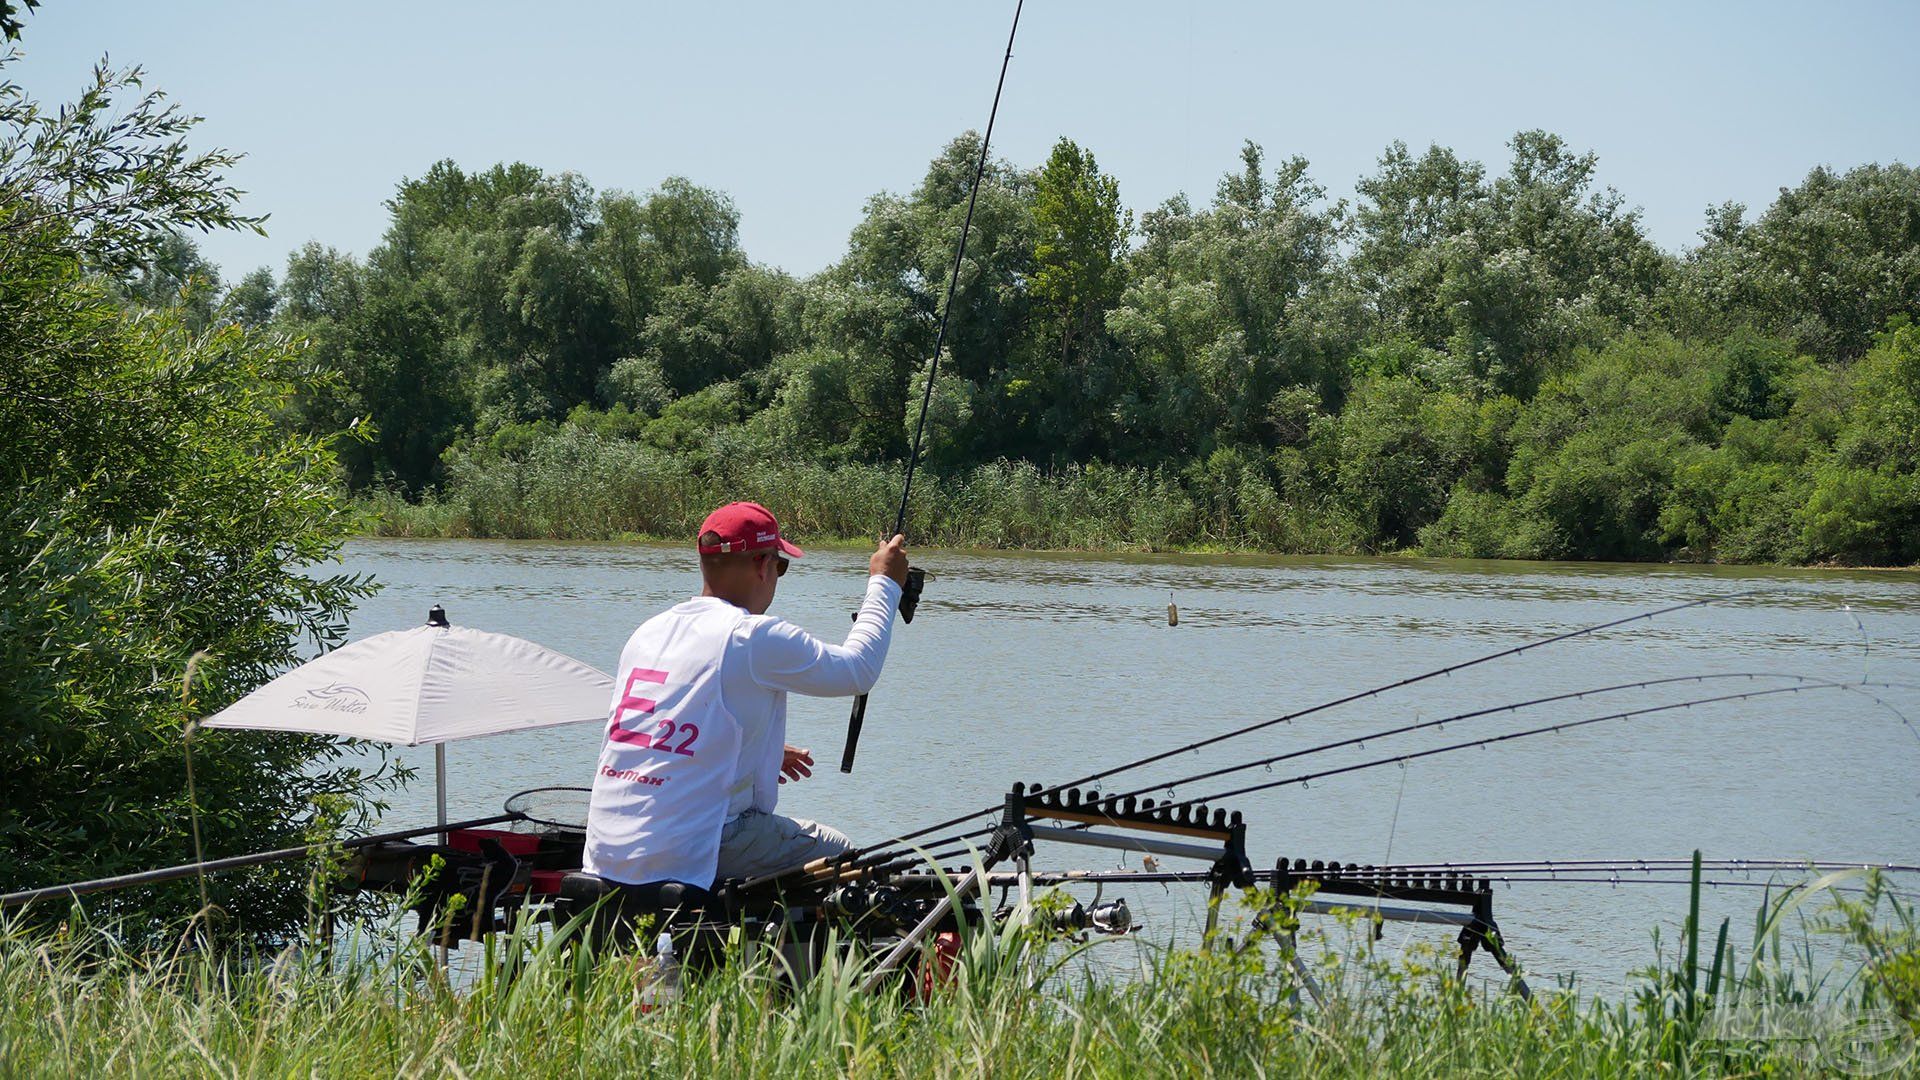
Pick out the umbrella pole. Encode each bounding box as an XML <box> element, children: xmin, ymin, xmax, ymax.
<box><xmin>434</xmin><ymin>742</ymin><xmax>450</xmax><ymax>970</ymax></box>
<box><xmin>435</xmin><ymin>743</ymin><xmax>448</xmax><ymax>846</ymax></box>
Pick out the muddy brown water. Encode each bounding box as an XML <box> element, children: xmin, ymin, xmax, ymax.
<box><xmin>332</xmin><ymin>539</ymin><xmax>1920</xmax><ymax>991</ymax></box>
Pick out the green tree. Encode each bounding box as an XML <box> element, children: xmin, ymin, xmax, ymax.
<box><xmin>1675</xmin><ymin>164</ymin><xmax>1920</xmax><ymax>362</ymax></box>
<box><xmin>1108</xmin><ymin>143</ymin><xmax>1347</xmax><ymax>458</ymax></box>
<box><xmin>115</xmin><ymin>231</ymin><xmax>222</xmax><ymax>331</ymax></box>
<box><xmin>224</xmin><ymin>265</ymin><xmax>279</xmax><ymax>328</ymax></box>
<box><xmin>1347</xmin><ymin>132</ymin><xmax>1667</xmax><ymax>397</ymax></box>
<box><xmin>1800</xmin><ymin>320</ymin><xmax>1920</xmax><ymax>563</ymax></box>
<box><xmin>815</xmin><ymin>132</ymin><xmax>1036</xmax><ymax>460</ymax></box>
<box><xmin>1500</xmin><ymin>336</ymin><xmax>1717</xmax><ymax>559</ymax></box>
<box><xmin>1032</xmin><ymin>137</ymin><xmax>1129</xmax><ymax>366</ymax></box>
<box><xmin>0</xmin><ymin>61</ymin><xmax>389</xmax><ymax>936</ymax></box>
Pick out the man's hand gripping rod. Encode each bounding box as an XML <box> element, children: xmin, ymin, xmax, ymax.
<box><xmin>839</xmin><ymin>0</ymin><xmax>1022</xmax><ymax>773</ymax></box>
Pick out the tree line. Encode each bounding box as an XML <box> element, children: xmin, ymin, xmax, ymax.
<box><xmin>159</xmin><ymin>134</ymin><xmax>1920</xmax><ymax>565</ymax></box>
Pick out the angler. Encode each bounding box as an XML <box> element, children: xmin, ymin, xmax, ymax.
<box><xmin>580</xmin><ymin>501</ymin><xmax>911</xmax><ymax>902</ymax></box>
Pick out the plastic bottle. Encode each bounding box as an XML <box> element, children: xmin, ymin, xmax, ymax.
<box><xmin>640</xmin><ymin>931</ymin><xmax>680</xmax><ymax>1012</ymax></box>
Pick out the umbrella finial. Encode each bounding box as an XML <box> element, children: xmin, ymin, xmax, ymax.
<box><xmin>427</xmin><ymin>604</ymin><xmax>449</xmax><ymax>628</ymax></box>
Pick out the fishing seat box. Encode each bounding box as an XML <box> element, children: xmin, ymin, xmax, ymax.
<box><xmin>554</xmin><ymin>873</ymin><xmax>711</xmax><ymax>949</ymax></box>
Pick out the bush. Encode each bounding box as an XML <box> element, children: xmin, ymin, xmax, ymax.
<box><xmin>0</xmin><ymin>62</ymin><xmax>392</xmax><ymax>936</ymax></box>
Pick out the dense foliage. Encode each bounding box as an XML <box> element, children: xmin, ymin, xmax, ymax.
<box><xmin>0</xmin><ymin>58</ymin><xmax>390</xmax><ymax>935</ymax></box>
<box><xmin>201</xmin><ymin>131</ymin><xmax>1918</xmax><ymax>563</ymax></box>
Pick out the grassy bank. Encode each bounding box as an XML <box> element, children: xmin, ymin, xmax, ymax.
<box><xmin>3</xmin><ymin>872</ymin><xmax>1914</xmax><ymax>1078</ymax></box>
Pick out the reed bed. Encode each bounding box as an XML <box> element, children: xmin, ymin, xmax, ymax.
<box><xmin>2</xmin><ymin>868</ymin><xmax>1913</xmax><ymax>1078</ymax></box>
<box><xmin>358</xmin><ymin>433</ymin><xmax>1360</xmax><ymax>553</ymax></box>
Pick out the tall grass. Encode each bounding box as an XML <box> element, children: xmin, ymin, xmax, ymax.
<box><xmin>359</xmin><ymin>430</ymin><xmax>1362</xmax><ymax>552</ymax></box>
<box><xmin>3</xmin><ymin>867</ymin><xmax>1913</xmax><ymax>1078</ymax></box>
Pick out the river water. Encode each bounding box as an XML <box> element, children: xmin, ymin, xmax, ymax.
<box><xmin>333</xmin><ymin>539</ymin><xmax>1919</xmax><ymax>993</ymax></box>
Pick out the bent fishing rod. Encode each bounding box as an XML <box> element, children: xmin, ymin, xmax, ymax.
<box><xmin>1054</xmin><ymin>591</ymin><xmax>1770</xmax><ymax>795</ymax></box>
<box><xmin>753</xmin><ymin>591</ymin><xmax>1772</xmax><ymax>888</ymax></box>
<box><xmin>841</xmin><ymin>0</ymin><xmax>1025</xmax><ymax>774</ymax></box>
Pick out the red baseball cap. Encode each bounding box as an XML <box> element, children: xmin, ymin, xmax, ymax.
<box><xmin>697</xmin><ymin>501</ymin><xmax>804</xmax><ymax>558</ymax></box>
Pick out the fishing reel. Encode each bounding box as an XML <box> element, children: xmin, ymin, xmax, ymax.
<box><xmin>821</xmin><ymin>882</ymin><xmax>914</xmax><ymax>926</ymax></box>
<box><xmin>997</xmin><ymin>897</ymin><xmax>1134</xmax><ymax>939</ymax></box>
<box><xmin>849</xmin><ymin>567</ymin><xmax>926</xmax><ymax>624</ymax></box>
<box><xmin>1049</xmin><ymin>897</ymin><xmax>1133</xmax><ymax>937</ymax></box>
<box><xmin>898</xmin><ymin>567</ymin><xmax>927</xmax><ymax>623</ymax></box>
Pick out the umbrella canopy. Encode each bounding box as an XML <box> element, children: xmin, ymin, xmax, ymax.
<box><xmin>202</xmin><ymin>608</ymin><xmax>613</xmax><ymax>746</ymax></box>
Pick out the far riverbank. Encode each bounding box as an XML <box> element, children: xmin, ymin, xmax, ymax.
<box><xmin>354</xmin><ymin>452</ymin><xmax>1920</xmax><ymax>570</ymax></box>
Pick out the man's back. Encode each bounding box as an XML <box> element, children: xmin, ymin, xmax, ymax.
<box><xmin>582</xmin><ymin>598</ymin><xmax>747</xmax><ymax>888</ymax></box>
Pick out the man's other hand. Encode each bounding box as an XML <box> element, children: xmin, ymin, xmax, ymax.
<box><xmin>871</xmin><ymin>534</ymin><xmax>909</xmax><ymax>585</ymax></box>
<box><xmin>779</xmin><ymin>744</ymin><xmax>814</xmax><ymax>784</ymax></box>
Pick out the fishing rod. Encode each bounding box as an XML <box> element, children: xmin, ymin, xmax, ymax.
<box><xmin>1052</xmin><ymin>591</ymin><xmax>1767</xmax><ymax>794</ymax></box>
<box><xmin>801</xmin><ymin>849</ymin><xmax>1920</xmax><ymax>892</ymax></box>
<box><xmin>1096</xmin><ymin>671</ymin><xmax>1836</xmax><ymax>806</ymax></box>
<box><xmin>0</xmin><ymin>812</ymin><xmax>522</xmax><ymax>910</ymax></box>
<box><xmin>976</xmin><ymin>669</ymin><xmax>1916</xmax><ymax>853</ymax></box>
<box><xmin>863</xmin><ymin>698</ymin><xmax>1920</xmax><ymax>878</ymax></box>
<box><xmin>1161</xmin><ymin>679</ymin><xmax>1901</xmax><ymax>813</ymax></box>
<box><xmin>840</xmin><ymin>0</ymin><xmax>1026</xmax><ymax>775</ymax></box>
<box><xmin>794</xmin><ymin>592</ymin><xmax>1773</xmax><ymax>878</ymax></box>
<box><xmin>914</xmin><ymin>851</ymin><xmax>1920</xmax><ymax>887</ymax></box>
<box><xmin>772</xmin><ymin>673</ymin><xmax>1910</xmax><ymax>895</ymax></box>
<box><xmin>947</xmin><ymin>676</ymin><xmax>1820</xmax><ymax>866</ymax></box>
<box><xmin>901</xmin><ymin>864</ymin><xmax>1920</xmax><ymax>888</ymax></box>
<box><xmin>1356</xmin><ymin>858</ymin><xmax>1920</xmax><ymax>873</ymax></box>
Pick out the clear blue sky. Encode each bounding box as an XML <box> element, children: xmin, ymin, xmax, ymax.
<box><xmin>11</xmin><ymin>1</ymin><xmax>1918</xmax><ymax>281</ymax></box>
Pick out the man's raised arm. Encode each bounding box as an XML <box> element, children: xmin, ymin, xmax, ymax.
<box><xmin>746</xmin><ymin>536</ymin><xmax>908</xmax><ymax>697</ymax></box>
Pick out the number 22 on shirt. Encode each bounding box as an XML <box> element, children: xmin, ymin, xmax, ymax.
<box><xmin>607</xmin><ymin>668</ymin><xmax>700</xmax><ymax>756</ymax></box>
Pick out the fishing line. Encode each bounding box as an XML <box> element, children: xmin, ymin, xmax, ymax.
<box><xmin>840</xmin><ymin>0</ymin><xmax>1025</xmax><ymax>774</ymax></box>
<box><xmin>1381</xmin><ymin>758</ymin><xmax>1409</xmax><ymax>872</ymax></box>
<box><xmin>1846</xmin><ymin>602</ymin><xmax>1871</xmax><ymax>685</ymax></box>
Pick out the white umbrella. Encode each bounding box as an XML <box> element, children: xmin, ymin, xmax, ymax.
<box><xmin>202</xmin><ymin>605</ymin><xmax>613</xmax><ymax>839</ymax></box>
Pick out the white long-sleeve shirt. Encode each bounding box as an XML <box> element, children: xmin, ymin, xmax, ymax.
<box><xmin>716</xmin><ymin>574</ymin><xmax>901</xmax><ymax>818</ymax></box>
<box><xmin>583</xmin><ymin>574</ymin><xmax>901</xmax><ymax>887</ymax></box>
